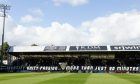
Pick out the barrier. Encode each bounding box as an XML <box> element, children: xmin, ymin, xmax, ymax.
<box><xmin>0</xmin><ymin>66</ymin><xmax>140</xmax><ymax>73</ymax></box>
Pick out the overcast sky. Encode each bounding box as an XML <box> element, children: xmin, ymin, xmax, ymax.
<box><xmin>0</xmin><ymin>0</ymin><xmax>140</xmax><ymax>46</ymax></box>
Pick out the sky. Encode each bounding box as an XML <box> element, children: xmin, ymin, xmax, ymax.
<box><xmin>0</xmin><ymin>0</ymin><xmax>140</xmax><ymax>46</ymax></box>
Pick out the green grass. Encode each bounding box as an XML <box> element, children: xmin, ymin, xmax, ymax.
<box><xmin>0</xmin><ymin>72</ymin><xmax>139</xmax><ymax>84</ymax></box>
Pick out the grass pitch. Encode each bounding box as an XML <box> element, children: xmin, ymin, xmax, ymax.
<box><xmin>0</xmin><ymin>72</ymin><xmax>140</xmax><ymax>84</ymax></box>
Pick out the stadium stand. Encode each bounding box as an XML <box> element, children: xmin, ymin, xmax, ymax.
<box><xmin>0</xmin><ymin>45</ymin><xmax>140</xmax><ymax>73</ymax></box>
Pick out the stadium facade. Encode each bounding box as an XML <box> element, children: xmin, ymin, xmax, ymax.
<box><xmin>1</xmin><ymin>45</ymin><xmax>140</xmax><ymax>73</ymax></box>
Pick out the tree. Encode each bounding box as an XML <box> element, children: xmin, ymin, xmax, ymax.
<box><xmin>0</xmin><ymin>42</ymin><xmax>9</xmax><ymax>60</ymax></box>
<box><xmin>31</xmin><ymin>44</ymin><xmax>38</xmax><ymax>46</ymax></box>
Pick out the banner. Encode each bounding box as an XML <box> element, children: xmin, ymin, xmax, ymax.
<box><xmin>69</xmin><ymin>46</ymin><xmax>107</xmax><ymax>51</ymax></box>
<box><xmin>110</xmin><ymin>45</ymin><xmax>140</xmax><ymax>51</ymax></box>
<box><xmin>1</xmin><ymin>66</ymin><xmax>140</xmax><ymax>73</ymax></box>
